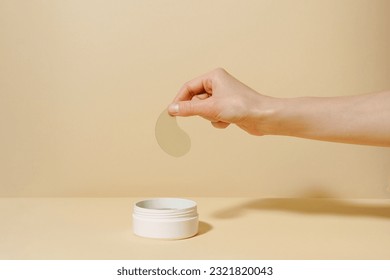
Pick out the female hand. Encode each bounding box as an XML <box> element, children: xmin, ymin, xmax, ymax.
<box><xmin>168</xmin><ymin>68</ymin><xmax>276</xmax><ymax>136</ymax></box>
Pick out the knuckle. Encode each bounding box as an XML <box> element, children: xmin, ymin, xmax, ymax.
<box><xmin>213</xmin><ymin>67</ymin><xmax>226</xmax><ymax>74</ymax></box>
<box><xmin>211</xmin><ymin>67</ymin><xmax>228</xmax><ymax>81</ymax></box>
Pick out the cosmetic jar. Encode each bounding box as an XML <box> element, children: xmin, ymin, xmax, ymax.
<box><xmin>132</xmin><ymin>198</ymin><xmax>199</xmax><ymax>239</ymax></box>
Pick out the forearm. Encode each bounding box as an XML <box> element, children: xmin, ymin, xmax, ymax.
<box><xmin>263</xmin><ymin>91</ymin><xmax>390</xmax><ymax>146</ymax></box>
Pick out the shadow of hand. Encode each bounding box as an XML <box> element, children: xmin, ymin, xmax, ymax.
<box><xmin>213</xmin><ymin>198</ymin><xmax>390</xmax><ymax>220</ymax></box>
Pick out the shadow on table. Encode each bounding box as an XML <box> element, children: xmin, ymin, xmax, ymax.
<box><xmin>212</xmin><ymin>193</ymin><xmax>390</xmax><ymax>220</ymax></box>
<box><xmin>196</xmin><ymin>221</ymin><xmax>213</xmax><ymax>237</ymax></box>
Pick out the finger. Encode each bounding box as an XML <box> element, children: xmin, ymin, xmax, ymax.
<box><xmin>211</xmin><ymin>121</ymin><xmax>230</xmax><ymax>129</ymax></box>
<box><xmin>192</xmin><ymin>93</ymin><xmax>211</xmax><ymax>100</ymax></box>
<box><xmin>172</xmin><ymin>73</ymin><xmax>214</xmax><ymax>103</ymax></box>
<box><xmin>168</xmin><ymin>99</ymin><xmax>211</xmax><ymax>117</ymax></box>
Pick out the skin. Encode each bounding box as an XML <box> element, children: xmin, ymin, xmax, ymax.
<box><xmin>168</xmin><ymin>68</ymin><xmax>390</xmax><ymax>147</ymax></box>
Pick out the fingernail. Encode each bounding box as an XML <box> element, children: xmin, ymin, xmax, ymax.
<box><xmin>168</xmin><ymin>103</ymin><xmax>179</xmax><ymax>114</ymax></box>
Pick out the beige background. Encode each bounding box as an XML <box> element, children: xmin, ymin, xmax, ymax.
<box><xmin>1</xmin><ymin>0</ymin><xmax>390</xmax><ymax>198</ymax></box>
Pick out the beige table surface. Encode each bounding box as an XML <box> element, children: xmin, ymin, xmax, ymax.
<box><xmin>0</xmin><ymin>197</ymin><xmax>389</xmax><ymax>259</ymax></box>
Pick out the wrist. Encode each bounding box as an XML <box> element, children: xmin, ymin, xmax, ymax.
<box><xmin>253</xmin><ymin>96</ymin><xmax>286</xmax><ymax>136</ymax></box>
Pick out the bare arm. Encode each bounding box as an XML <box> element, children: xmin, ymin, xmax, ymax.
<box><xmin>168</xmin><ymin>68</ymin><xmax>390</xmax><ymax>147</ymax></box>
<box><xmin>266</xmin><ymin>92</ymin><xmax>390</xmax><ymax>146</ymax></box>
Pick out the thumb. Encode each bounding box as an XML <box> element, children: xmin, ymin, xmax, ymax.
<box><xmin>168</xmin><ymin>100</ymin><xmax>206</xmax><ymax>117</ymax></box>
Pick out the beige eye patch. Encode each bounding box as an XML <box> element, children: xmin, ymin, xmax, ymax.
<box><xmin>155</xmin><ymin>109</ymin><xmax>191</xmax><ymax>157</ymax></box>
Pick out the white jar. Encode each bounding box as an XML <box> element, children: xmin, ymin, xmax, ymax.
<box><xmin>132</xmin><ymin>198</ymin><xmax>199</xmax><ymax>239</ymax></box>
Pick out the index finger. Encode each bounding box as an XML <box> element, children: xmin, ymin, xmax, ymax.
<box><xmin>173</xmin><ymin>72</ymin><xmax>214</xmax><ymax>103</ymax></box>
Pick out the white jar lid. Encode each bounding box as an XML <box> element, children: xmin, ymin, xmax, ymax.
<box><xmin>132</xmin><ymin>198</ymin><xmax>199</xmax><ymax>239</ymax></box>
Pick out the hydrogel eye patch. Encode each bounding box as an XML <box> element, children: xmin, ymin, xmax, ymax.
<box><xmin>155</xmin><ymin>109</ymin><xmax>191</xmax><ymax>157</ymax></box>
